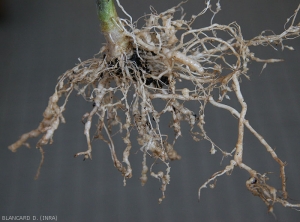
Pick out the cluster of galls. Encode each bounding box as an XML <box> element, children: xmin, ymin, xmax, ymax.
<box><xmin>106</xmin><ymin>51</ymin><xmax>169</xmax><ymax>88</ymax></box>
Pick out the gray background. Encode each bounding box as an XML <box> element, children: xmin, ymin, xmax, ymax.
<box><xmin>1</xmin><ymin>0</ymin><xmax>300</xmax><ymax>221</ymax></box>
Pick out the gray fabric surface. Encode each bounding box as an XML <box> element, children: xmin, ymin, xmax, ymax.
<box><xmin>1</xmin><ymin>1</ymin><xmax>300</xmax><ymax>221</ymax></box>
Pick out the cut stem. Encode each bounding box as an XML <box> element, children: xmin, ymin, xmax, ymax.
<box><xmin>96</xmin><ymin>0</ymin><xmax>131</xmax><ymax>58</ymax></box>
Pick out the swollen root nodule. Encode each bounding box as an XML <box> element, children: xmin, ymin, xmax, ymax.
<box><xmin>9</xmin><ymin>0</ymin><xmax>300</xmax><ymax>210</ymax></box>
